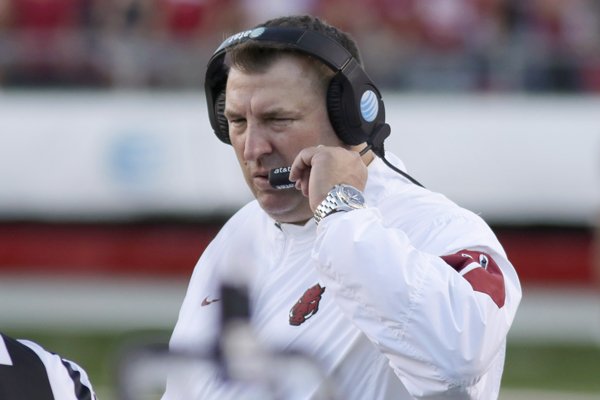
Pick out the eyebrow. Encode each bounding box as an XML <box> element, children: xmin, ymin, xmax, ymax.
<box><xmin>260</xmin><ymin>107</ymin><xmax>298</xmax><ymax>118</ymax></box>
<box><xmin>223</xmin><ymin>109</ymin><xmax>242</xmax><ymax>120</ymax></box>
<box><xmin>224</xmin><ymin>107</ymin><xmax>300</xmax><ymax>120</ymax></box>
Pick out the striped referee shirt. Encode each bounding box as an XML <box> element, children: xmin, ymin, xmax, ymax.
<box><xmin>0</xmin><ymin>333</ymin><xmax>96</xmax><ymax>400</ymax></box>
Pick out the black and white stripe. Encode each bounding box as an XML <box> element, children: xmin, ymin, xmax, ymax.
<box><xmin>0</xmin><ymin>333</ymin><xmax>96</xmax><ymax>400</ymax></box>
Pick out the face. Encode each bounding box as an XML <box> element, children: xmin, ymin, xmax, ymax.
<box><xmin>225</xmin><ymin>55</ymin><xmax>341</xmax><ymax>223</ymax></box>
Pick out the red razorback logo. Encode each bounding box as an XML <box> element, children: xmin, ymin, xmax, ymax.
<box><xmin>289</xmin><ymin>284</ymin><xmax>326</xmax><ymax>326</ymax></box>
<box><xmin>441</xmin><ymin>249</ymin><xmax>505</xmax><ymax>308</ymax></box>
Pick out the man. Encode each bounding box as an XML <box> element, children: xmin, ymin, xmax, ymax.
<box><xmin>164</xmin><ymin>15</ymin><xmax>521</xmax><ymax>399</ymax></box>
<box><xmin>0</xmin><ymin>332</ymin><xmax>96</xmax><ymax>400</ymax></box>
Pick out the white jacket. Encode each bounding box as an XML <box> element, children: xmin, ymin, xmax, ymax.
<box><xmin>163</xmin><ymin>153</ymin><xmax>522</xmax><ymax>400</ymax></box>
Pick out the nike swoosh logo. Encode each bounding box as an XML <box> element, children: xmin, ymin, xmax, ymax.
<box><xmin>201</xmin><ymin>297</ymin><xmax>220</xmax><ymax>307</ymax></box>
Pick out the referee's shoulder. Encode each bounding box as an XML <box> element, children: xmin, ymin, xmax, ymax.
<box><xmin>1</xmin><ymin>332</ymin><xmax>97</xmax><ymax>400</ymax></box>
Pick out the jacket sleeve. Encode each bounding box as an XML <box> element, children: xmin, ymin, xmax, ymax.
<box><xmin>312</xmin><ymin>207</ymin><xmax>522</xmax><ymax>398</ymax></box>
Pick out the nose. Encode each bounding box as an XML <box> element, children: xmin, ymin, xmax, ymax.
<box><xmin>243</xmin><ymin>121</ymin><xmax>272</xmax><ymax>163</ymax></box>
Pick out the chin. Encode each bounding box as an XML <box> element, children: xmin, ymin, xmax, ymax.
<box><xmin>256</xmin><ymin>191</ymin><xmax>311</xmax><ymax>223</ymax></box>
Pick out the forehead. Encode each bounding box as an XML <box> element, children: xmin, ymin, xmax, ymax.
<box><xmin>225</xmin><ymin>55</ymin><xmax>325</xmax><ymax>106</ymax></box>
<box><xmin>230</xmin><ymin>53</ymin><xmax>321</xmax><ymax>82</ymax></box>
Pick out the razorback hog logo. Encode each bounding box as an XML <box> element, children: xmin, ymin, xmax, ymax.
<box><xmin>289</xmin><ymin>284</ymin><xmax>326</xmax><ymax>326</ymax></box>
<box><xmin>441</xmin><ymin>249</ymin><xmax>506</xmax><ymax>308</ymax></box>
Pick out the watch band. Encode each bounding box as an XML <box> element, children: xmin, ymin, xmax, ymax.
<box><xmin>314</xmin><ymin>184</ymin><xmax>366</xmax><ymax>225</ymax></box>
<box><xmin>314</xmin><ymin>190</ymin><xmax>339</xmax><ymax>224</ymax></box>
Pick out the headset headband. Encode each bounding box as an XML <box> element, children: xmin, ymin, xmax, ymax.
<box><xmin>212</xmin><ymin>27</ymin><xmax>354</xmax><ymax>71</ymax></box>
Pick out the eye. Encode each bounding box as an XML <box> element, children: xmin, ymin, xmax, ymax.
<box><xmin>269</xmin><ymin>117</ymin><xmax>294</xmax><ymax>127</ymax></box>
<box><xmin>228</xmin><ymin>118</ymin><xmax>246</xmax><ymax>127</ymax></box>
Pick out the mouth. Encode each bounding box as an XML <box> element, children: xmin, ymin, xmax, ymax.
<box><xmin>252</xmin><ymin>168</ymin><xmax>268</xmax><ymax>178</ymax></box>
<box><xmin>252</xmin><ymin>169</ymin><xmax>269</xmax><ymax>181</ymax></box>
<box><xmin>251</xmin><ymin>170</ymin><xmax>272</xmax><ymax>190</ymax></box>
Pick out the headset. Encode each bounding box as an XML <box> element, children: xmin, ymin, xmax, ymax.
<box><xmin>204</xmin><ymin>26</ymin><xmax>424</xmax><ymax>188</ymax></box>
<box><xmin>205</xmin><ymin>26</ymin><xmax>389</xmax><ymax>148</ymax></box>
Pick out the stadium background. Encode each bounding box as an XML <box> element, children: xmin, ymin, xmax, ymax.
<box><xmin>1</xmin><ymin>0</ymin><xmax>599</xmax><ymax>398</ymax></box>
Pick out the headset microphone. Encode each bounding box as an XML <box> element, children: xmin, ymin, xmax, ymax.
<box><xmin>268</xmin><ymin>167</ymin><xmax>295</xmax><ymax>189</ymax></box>
<box><xmin>267</xmin><ymin>123</ymin><xmax>419</xmax><ymax>191</ymax></box>
<box><xmin>267</xmin><ymin>128</ymin><xmax>424</xmax><ymax>190</ymax></box>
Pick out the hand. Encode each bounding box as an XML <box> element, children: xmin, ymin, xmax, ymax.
<box><xmin>289</xmin><ymin>145</ymin><xmax>368</xmax><ymax>212</ymax></box>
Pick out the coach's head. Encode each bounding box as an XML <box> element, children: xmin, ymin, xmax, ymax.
<box><xmin>204</xmin><ymin>15</ymin><xmax>386</xmax><ymax>223</ymax></box>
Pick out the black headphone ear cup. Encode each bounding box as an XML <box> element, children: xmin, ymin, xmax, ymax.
<box><xmin>326</xmin><ymin>76</ymin><xmax>346</xmax><ymax>143</ymax></box>
<box><xmin>326</xmin><ymin>75</ymin><xmax>366</xmax><ymax>146</ymax></box>
<box><xmin>214</xmin><ymin>90</ymin><xmax>230</xmax><ymax>144</ymax></box>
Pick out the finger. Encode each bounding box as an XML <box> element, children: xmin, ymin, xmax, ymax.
<box><xmin>289</xmin><ymin>146</ymin><xmax>320</xmax><ymax>182</ymax></box>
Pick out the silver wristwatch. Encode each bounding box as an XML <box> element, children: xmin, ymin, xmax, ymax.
<box><xmin>314</xmin><ymin>184</ymin><xmax>366</xmax><ymax>225</ymax></box>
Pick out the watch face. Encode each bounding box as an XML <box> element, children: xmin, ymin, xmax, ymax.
<box><xmin>339</xmin><ymin>185</ymin><xmax>365</xmax><ymax>208</ymax></box>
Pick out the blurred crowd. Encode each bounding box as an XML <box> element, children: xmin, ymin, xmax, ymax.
<box><xmin>1</xmin><ymin>0</ymin><xmax>599</xmax><ymax>92</ymax></box>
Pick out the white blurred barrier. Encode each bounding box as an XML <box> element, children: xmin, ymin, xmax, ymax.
<box><xmin>0</xmin><ymin>92</ymin><xmax>599</xmax><ymax>225</ymax></box>
<box><xmin>2</xmin><ymin>276</ymin><xmax>599</xmax><ymax>345</ymax></box>
<box><xmin>3</xmin><ymin>276</ymin><xmax>598</xmax><ymax>400</ymax></box>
